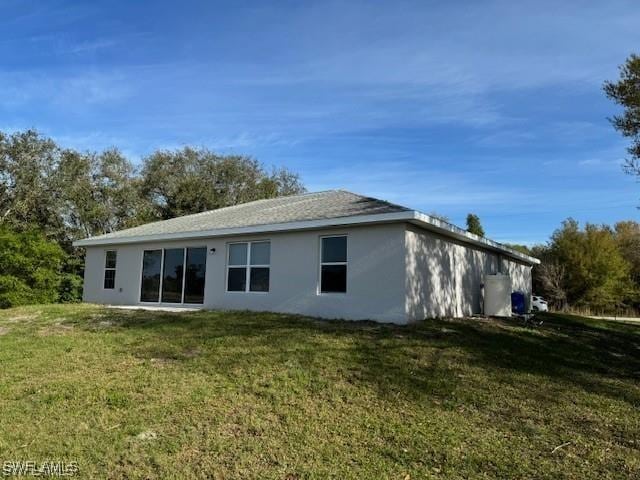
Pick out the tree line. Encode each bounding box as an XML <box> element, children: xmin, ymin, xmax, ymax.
<box><xmin>0</xmin><ymin>129</ymin><xmax>304</xmax><ymax>307</ymax></box>
<box><xmin>469</xmin><ymin>211</ymin><xmax>639</xmax><ymax>314</ymax></box>
<box><xmin>509</xmin><ymin>220</ymin><xmax>640</xmax><ymax>315</ymax></box>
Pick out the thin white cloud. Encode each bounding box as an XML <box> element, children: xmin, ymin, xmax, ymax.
<box><xmin>0</xmin><ymin>70</ymin><xmax>133</xmax><ymax>108</ymax></box>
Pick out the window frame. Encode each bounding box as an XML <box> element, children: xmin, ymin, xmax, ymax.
<box><xmin>225</xmin><ymin>240</ymin><xmax>271</xmax><ymax>294</ymax></box>
<box><xmin>138</xmin><ymin>246</ymin><xmax>207</xmax><ymax>305</ymax></box>
<box><xmin>103</xmin><ymin>250</ymin><xmax>117</xmax><ymax>290</ymax></box>
<box><xmin>318</xmin><ymin>235</ymin><xmax>348</xmax><ymax>295</ymax></box>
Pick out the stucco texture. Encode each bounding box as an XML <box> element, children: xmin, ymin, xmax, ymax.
<box><xmin>82</xmin><ymin>223</ymin><xmax>407</xmax><ymax>323</ymax></box>
<box><xmin>82</xmin><ymin>222</ymin><xmax>533</xmax><ymax>324</ymax></box>
<box><xmin>405</xmin><ymin>225</ymin><xmax>532</xmax><ymax>320</ymax></box>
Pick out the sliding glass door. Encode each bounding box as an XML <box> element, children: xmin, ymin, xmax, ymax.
<box><xmin>140</xmin><ymin>247</ymin><xmax>207</xmax><ymax>304</ymax></box>
<box><xmin>161</xmin><ymin>249</ymin><xmax>185</xmax><ymax>303</ymax></box>
<box><xmin>184</xmin><ymin>247</ymin><xmax>207</xmax><ymax>303</ymax></box>
<box><xmin>140</xmin><ymin>250</ymin><xmax>162</xmax><ymax>302</ymax></box>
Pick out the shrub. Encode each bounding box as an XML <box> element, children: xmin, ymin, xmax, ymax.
<box><xmin>0</xmin><ymin>229</ymin><xmax>67</xmax><ymax>308</ymax></box>
<box><xmin>58</xmin><ymin>273</ymin><xmax>84</xmax><ymax>303</ymax></box>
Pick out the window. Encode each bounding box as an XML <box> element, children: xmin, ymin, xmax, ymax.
<box><xmin>227</xmin><ymin>241</ymin><xmax>270</xmax><ymax>292</ymax></box>
<box><xmin>140</xmin><ymin>247</ymin><xmax>207</xmax><ymax>303</ymax></box>
<box><xmin>320</xmin><ymin>236</ymin><xmax>347</xmax><ymax>293</ymax></box>
<box><xmin>103</xmin><ymin>250</ymin><xmax>117</xmax><ymax>289</ymax></box>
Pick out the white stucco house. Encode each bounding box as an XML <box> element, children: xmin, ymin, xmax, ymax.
<box><xmin>73</xmin><ymin>190</ymin><xmax>539</xmax><ymax>324</ymax></box>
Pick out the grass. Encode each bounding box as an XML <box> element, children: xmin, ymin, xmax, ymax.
<box><xmin>0</xmin><ymin>305</ymin><xmax>639</xmax><ymax>479</ymax></box>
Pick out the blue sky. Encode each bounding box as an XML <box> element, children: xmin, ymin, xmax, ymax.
<box><xmin>1</xmin><ymin>0</ymin><xmax>639</xmax><ymax>244</ymax></box>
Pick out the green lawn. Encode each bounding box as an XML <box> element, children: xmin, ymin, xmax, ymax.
<box><xmin>0</xmin><ymin>305</ymin><xmax>638</xmax><ymax>479</ymax></box>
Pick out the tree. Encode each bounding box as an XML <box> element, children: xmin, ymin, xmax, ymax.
<box><xmin>0</xmin><ymin>228</ymin><xmax>69</xmax><ymax>308</ymax></box>
<box><xmin>139</xmin><ymin>147</ymin><xmax>305</xmax><ymax>219</ymax></box>
<box><xmin>614</xmin><ymin>221</ymin><xmax>640</xmax><ymax>285</ymax></box>
<box><xmin>548</xmin><ymin>219</ymin><xmax>635</xmax><ymax>311</ymax></box>
<box><xmin>57</xmin><ymin>148</ymin><xmax>150</xmax><ymax>239</ymax></box>
<box><xmin>530</xmin><ymin>244</ymin><xmax>568</xmax><ymax>310</ymax></box>
<box><xmin>0</xmin><ymin>130</ymin><xmax>66</xmax><ymax>240</ymax></box>
<box><xmin>466</xmin><ymin>213</ymin><xmax>485</xmax><ymax>237</ymax></box>
<box><xmin>604</xmin><ymin>54</ymin><xmax>640</xmax><ymax>180</ymax></box>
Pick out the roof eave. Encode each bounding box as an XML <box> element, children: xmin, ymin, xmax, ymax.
<box><xmin>73</xmin><ymin>210</ymin><xmax>540</xmax><ymax>265</ymax></box>
<box><xmin>408</xmin><ymin>211</ymin><xmax>540</xmax><ymax>265</ymax></box>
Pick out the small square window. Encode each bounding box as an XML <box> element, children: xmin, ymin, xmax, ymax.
<box><xmin>226</xmin><ymin>241</ymin><xmax>270</xmax><ymax>293</ymax></box>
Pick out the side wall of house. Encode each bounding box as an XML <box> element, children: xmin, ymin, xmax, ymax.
<box><xmin>404</xmin><ymin>225</ymin><xmax>532</xmax><ymax>320</ymax></box>
<box><xmin>82</xmin><ymin>223</ymin><xmax>408</xmax><ymax>323</ymax></box>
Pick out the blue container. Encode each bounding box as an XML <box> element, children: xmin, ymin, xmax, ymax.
<box><xmin>511</xmin><ymin>291</ymin><xmax>526</xmax><ymax>315</ymax></box>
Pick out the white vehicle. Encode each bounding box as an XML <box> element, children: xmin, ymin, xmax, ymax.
<box><xmin>531</xmin><ymin>295</ymin><xmax>549</xmax><ymax>312</ymax></box>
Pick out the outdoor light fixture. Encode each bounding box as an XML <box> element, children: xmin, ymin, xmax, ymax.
<box><xmin>209</xmin><ymin>248</ymin><xmax>216</xmax><ymax>254</ymax></box>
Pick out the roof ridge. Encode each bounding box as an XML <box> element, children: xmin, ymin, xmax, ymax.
<box><xmin>333</xmin><ymin>189</ymin><xmax>410</xmax><ymax>211</ymax></box>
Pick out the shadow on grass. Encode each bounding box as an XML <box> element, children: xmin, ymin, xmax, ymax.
<box><xmin>76</xmin><ymin>308</ymin><xmax>640</xmax><ymax>407</ymax></box>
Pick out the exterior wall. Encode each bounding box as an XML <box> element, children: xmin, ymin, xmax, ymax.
<box><xmin>82</xmin><ymin>221</ymin><xmax>534</xmax><ymax>324</ymax></box>
<box><xmin>82</xmin><ymin>223</ymin><xmax>408</xmax><ymax>323</ymax></box>
<box><xmin>500</xmin><ymin>256</ymin><xmax>533</xmax><ymax>306</ymax></box>
<box><xmin>404</xmin><ymin>225</ymin><xmax>532</xmax><ymax>320</ymax></box>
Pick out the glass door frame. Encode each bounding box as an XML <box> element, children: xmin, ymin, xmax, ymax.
<box><xmin>138</xmin><ymin>246</ymin><xmax>207</xmax><ymax>305</ymax></box>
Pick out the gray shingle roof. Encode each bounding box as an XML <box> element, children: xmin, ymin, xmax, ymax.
<box><xmin>82</xmin><ymin>190</ymin><xmax>410</xmax><ymax>242</ymax></box>
<box><xmin>73</xmin><ymin>189</ymin><xmax>540</xmax><ymax>265</ymax></box>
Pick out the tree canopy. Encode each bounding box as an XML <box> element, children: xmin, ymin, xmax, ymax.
<box><xmin>0</xmin><ymin>129</ymin><xmax>305</xmax><ymax>307</ymax></box>
<box><xmin>532</xmin><ymin>219</ymin><xmax>638</xmax><ymax>313</ymax></box>
<box><xmin>0</xmin><ymin>130</ymin><xmax>305</xmax><ymax>242</ymax></box>
<box><xmin>465</xmin><ymin>213</ymin><xmax>485</xmax><ymax>237</ymax></box>
<box><xmin>604</xmin><ymin>53</ymin><xmax>640</xmax><ymax>182</ymax></box>
<box><xmin>139</xmin><ymin>147</ymin><xmax>304</xmax><ymax>220</ymax></box>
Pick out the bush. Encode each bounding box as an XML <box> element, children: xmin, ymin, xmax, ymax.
<box><xmin>0</xmin><ymin>229</ymin><xmax>67</xmax><ymax>308</ymax></box>
<box><xmin>58</xmin><ymin>273</ymin><xmax>84</xmax><ymax>303</ymax></box>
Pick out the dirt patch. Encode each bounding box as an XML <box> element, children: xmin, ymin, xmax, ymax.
<box><xmin>135</xmin><ymin>430</ymin><xmax>157</xmax><ymax>441</ymax></box>
<box><xmin>37</xmin><ymin>323</ymin><xmax>75</xmax><ymax>336</ymax></box>
<box><xmin>150</xmin><ymin>357</ymin><xmax>177</xmax><ymax>366</ymax></box>
<box><xmin>0</xmin><ymin>326</ymin><xmax>10</xmax><ymax>335</ymax></box>
<box><xmin>6</xmin><ymin>313</ymin><xmax>41</xmax><ymax>323</ymax></box>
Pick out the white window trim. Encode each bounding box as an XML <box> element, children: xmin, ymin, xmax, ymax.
<box><xmin>138</xmin><ymin>247</ymin><xmax>207</xmax><ymax>305</ymax></box>
<box><xmin>318</xmin><ymin>235</ymin><xmax>348</xmax><ymax>295</ymax></box>
<box><xmin>103</xmin><ymin>250</ymin><xmax>117</xmax><ymax>290</ymax></box>
<box><xmin>225</xmin><ymin>241</ymin><xmax>271</xmax><ymax>293</ymax></box>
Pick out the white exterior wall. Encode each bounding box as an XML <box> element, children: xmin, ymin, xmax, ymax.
<box><xmin>405</xmin><ymin>225</ymin><xmax>532</xmax><ymax>320</ymax></box>
<box><xmin>82</xmin><ymin>223</ymin><xmax>408</xmax><ymax>323</ymax></box>
<box><xmin>81</xmin><ymin>221</ymin><xmax>534</xmax><ymax>324</ymax></box>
